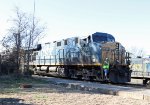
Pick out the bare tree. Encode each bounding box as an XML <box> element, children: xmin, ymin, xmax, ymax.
<box><xmin>24</xmin><ymin>13</ymin><xmax>45</xmax><ymax>76</ymax></box>
<box><xmin>1</xmin><ymin>7</ymin><xmax>45</xmax><ymax>76</ymax></box>
<box><xmin>129</xmin><ymin>47</ymin><xmax>145</xmax><ymax>58</ymax></box>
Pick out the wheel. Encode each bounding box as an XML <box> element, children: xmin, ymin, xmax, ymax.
<box><xmin>57</xmin><ymin>67</ymin><xmax>65</xmax><ymax>77</ymax></box>
<box><xmin>143</xmin><ymin>79</ymin><xmax>148</xmax><ymax>85</ymax></box>
<box><xmin>76</xmin><ymin>75</ymin><xmax>82</xmax><ymax>80</ymax></box>
<box><xmin>69</xmin><ymin>69</ymin><xmax>77</xmax><ymax>78</ymax></box>
<box><xmin>145</xmin><ymin>80</ymin><xmax>150</xmax><ymax>88</ymax></box>
<box><xmin>89</xmin><ymin>76</ymin><xmax>95</xmax><ymax>81</ymax></box>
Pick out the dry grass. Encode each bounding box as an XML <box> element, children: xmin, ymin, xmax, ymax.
<box><xmin>0</xmin><ymin>75</ymin><xmax>150</xmax><ymax>105</ymax></box>
<box><xmin>0</xmin><ymin>75</ymin><xmax>49</xmax><ymax>94</ymax></box>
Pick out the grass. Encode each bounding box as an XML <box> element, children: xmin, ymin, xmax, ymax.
<box><xmin>0</xmin><ymin>75</ymin><xmax>49</xmax><ymax>94</ymax></box>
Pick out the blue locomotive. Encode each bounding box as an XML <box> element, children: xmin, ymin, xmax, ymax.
<box><xmin>30</xmin><ymin>32</ymin><xmax>131</xmax><ymax>83</ymax></box>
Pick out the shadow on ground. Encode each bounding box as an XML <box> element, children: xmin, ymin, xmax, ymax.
<box><xmin>0</xmin><ymin>98</ymin><xmax>32</xmax><ymax>105</ymax></box>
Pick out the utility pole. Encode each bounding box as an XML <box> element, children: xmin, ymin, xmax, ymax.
<box><xmin>25</xmin><ymin>0</ymin><xmax>36</xmax><ymax>75</ymax></box>
<box><xmin>14</xmin><ymin>33</ymin><xmax>21</xmax><ymax>75</ymax></box>
<box><xmin>0</xmin><ymin>55</ymin><xmax>1</xmax><ymax>75</ymax></box>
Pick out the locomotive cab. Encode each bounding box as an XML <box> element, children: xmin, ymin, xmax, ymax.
<box><xmin>92</xmin><ymin>32</ymin><xmax>115</xmax><ymax>43</ymax></box>
<box><xmin>91</xmin><ymin>32</ymin><xmax>131</xmax><ymax>83</ymax></box>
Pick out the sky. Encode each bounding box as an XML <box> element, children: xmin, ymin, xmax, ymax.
<box><xmin>0</xmin><ymin>0</ymin><xmax>150</xmax><ymax>55</ymax></box>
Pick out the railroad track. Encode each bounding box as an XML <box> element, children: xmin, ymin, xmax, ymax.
<box><xmin>34</xmin><ymin>72</ymin><xmax>146</xmax><ymax>89</ymax></box>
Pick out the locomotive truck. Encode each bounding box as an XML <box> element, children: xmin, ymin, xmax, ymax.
<box><xmin>28</xmin><ymin>32</ymin><xmax>131</xmax><ymax>83</ymax></box>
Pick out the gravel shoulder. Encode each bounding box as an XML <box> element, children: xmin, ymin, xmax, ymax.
<box><xmin>0</xmin><ymin>76</ymin><xmax>150</xmax><ymax>105</ymax></box>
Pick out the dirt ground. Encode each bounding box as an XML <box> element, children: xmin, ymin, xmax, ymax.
<box><xmin>0</xmin><ymin>84</ymin><xmax>150</xmax><ymax>105</ymax></box>
<box><xmin>0</xmin><ymin>76</ymin><xmax>150</xmax><ymax>105</ymax></box>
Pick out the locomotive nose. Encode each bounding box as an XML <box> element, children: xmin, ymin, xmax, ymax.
<box><xmin>101</xmin><ymin>42</ymin><xmax>123</xmax><ymax>64</ymax></box>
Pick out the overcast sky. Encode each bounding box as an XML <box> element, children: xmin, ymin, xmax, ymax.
<box><xmin>0</xmin><ymin>0</ymin><xmax>150</xmax><ymax>55</ymax></box>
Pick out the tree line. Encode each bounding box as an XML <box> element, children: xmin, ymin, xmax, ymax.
<box><xmin>0</xmin><ymin>7</ymin><xmax>45</xmax><ymax>76</ymax></box>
